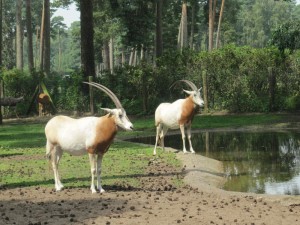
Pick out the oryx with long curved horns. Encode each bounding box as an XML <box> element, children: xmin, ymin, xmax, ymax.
<box><xmin>45</xmin><ymin>82</ymin><xmax>133</xmax><ymax>193</ymax></box>
<box><xmin>153</xmin><ymin>80</ymin><xmax>204</xmax><ymax>155</ymax></box>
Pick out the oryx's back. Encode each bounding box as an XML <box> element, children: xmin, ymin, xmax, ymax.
<box><xmin>45</xmin><ymin>116</ymin><xmax>98</xmax><ymax>154</ymax></box>
<box><xmin>155</xmin><ymin>99</ymin><xmax>185</xmax><ymax>129</ymax></box>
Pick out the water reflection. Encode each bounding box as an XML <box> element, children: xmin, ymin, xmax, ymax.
<box><xmin>128</xmin><ymin>131</ymin><xmax>300</xmax><ymax>195</ymax></box>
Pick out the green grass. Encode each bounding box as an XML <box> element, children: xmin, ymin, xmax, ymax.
<box><xmin>0</xmin><ymin>121</ymin><xmax>179</xmax><ymax>189</ymax></box>
<box><xmin>0</xmin><ymin>113</ymin><xmax>291</xmax><ymax>189</ymax></box>
<box><xmin>126</xmin><ymin>113</ymin><xmax>285</xmax><ymax>137</ymax></box>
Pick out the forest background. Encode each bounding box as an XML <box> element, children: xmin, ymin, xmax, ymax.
<box><xmin>0</xmin><ymin>0</ymin><xmax>300</xmax><ymax>121</ymax></box>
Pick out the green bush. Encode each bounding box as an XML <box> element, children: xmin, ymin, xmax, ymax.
<box><xmin>0</xmin><ymin>68</ymin><xmax>38</xmax><ymax>117</ymax></box>
<box><xmin>285</xmin><ymin>95</ymin><xmax>300</xmax><ymax>111</ymax></box>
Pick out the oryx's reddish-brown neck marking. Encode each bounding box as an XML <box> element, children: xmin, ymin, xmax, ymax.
<box><xmin>86</xmin><ymin>115</ymin><xmax>117</xmax><ymax>155</ymax></box>
<box><xmin>178</xmin><ymin>96</ymin><xmax>197</xmax><ymax>125</ymax></box>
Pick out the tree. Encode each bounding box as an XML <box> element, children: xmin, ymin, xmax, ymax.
<box><xmin>208</xmin><ymin>0</ymin><xmax>215</xmax><ymax>51</ymax></box>
<box><xmin>155</xmin><ymin>0</ymin><xmax>163</xmax><ymax>59</ymax></box>
<box><xmin>0</xmin><ymin>0</ymin><xmax>2</xmax><ymax>124</ymax></box>
<box><xmin>0</xmin><ymin>0</ymin><xmax>2</xmax><ymax>67</ymax></box>
<box><xmin>16</xmin><ymin>0</ymin><xmax>23</xmax><ymax>70</ymax></box>
<box><xmin>178</xmin><ymin>0</ymin><xmax>188</xmax><ymax>50</ymax></box>
<box><xmin>43</xmin><ymin>0</ymin><xmax>51</xmax><ymax>77</ymax></box>
<box><xmin>271</xmin><ymin>20</ymin><xmax>300</xmax><ymax>54</ymax></box>
<box><xmin>215</xmin><ymin>0</ymin><xmax>225</xmax><ymax>48</ymax></box>
<box><xmin>80</xmin><ymin>0</ymin><xmax>95</xmax><ymax>90</ymax></box>
<box><xmin>26</xmin><ymin>0</ymin><xmax>34</xmax><ymax>72</ymax></box>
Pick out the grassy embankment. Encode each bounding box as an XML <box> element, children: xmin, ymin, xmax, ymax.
<box><xmin>0</xmin><ymin>114</ymin><xmax>288</xmax><ymax>189</ymax></box>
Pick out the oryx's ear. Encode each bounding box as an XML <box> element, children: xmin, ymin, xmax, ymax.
<box><xmin>183</xmin><ymin>89</ymin><xmax>193</xmax><ymax>95</ymax></box>
<box><xmin>198</xmin><ymin>87</ymin><xmax>202</xmax><ymax>92</ymax></box>
<box><xmin>101</xmin><ymin>108</ymin><xmax>114</xmax><ymax>115</ymax></box>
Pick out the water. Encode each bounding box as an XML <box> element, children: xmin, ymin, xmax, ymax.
<box><xmin>128</xmin><ymin>131</ymin><xmax>300</xmax><ymax>195</ymax></box>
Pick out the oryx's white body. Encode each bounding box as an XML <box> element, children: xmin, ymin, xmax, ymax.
<box><xmin>153</xmin><ymin>80</ymin><xmax>204</xmax><ymax>155</ymax></box>
<box><xmin>45</xmin><ymin>82</ymin><xmax>133</xmax><ymax>193</ymax></box>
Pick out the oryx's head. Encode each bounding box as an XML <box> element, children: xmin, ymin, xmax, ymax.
<box><xmin>171</xmin><ymin>80</ymin><xmax>204</xmax><ymax>107</ymax></box>
<box><xmin>83</xmin><ymin>82</ymin><xmax>133</xmax><ymax>131</ymax></box>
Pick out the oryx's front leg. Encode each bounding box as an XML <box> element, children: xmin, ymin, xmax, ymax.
<box><xmin>96</xmin><ymin>153</ymin><xmax>105</xmax><ymax>193</ymax></box>
<box><xmin>89</xmin><ymin>153</ymin><xmax>97</xmax><ymax>193</ymax></box>
<box><xmin>89</xmin><ymin>153</ymin><xmax>105</xmax><ymax>193</ymax></box>
<box><xmin>179</xmin><ymin>124</ymin><xmax>187</xmax><ymax>153</ymax></box>
<box><xmin>186</xmin><ymin>123</ymin><xmax>195</xmax><ymax>153</ymax></box>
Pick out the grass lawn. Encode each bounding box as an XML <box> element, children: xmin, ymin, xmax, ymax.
<box><xmin>0</xmin><ymin>113</ymin><xmax>290</xmax><ymax>189</ymax></box>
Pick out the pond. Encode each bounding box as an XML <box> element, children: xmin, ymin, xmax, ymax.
<box><xmin>128</xmin><ymin>130</ymin><xmax>300</xmax><ymax>195</ymax></box>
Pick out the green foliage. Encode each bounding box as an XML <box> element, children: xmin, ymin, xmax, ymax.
<box><xmin>0</xmin><ymin>69</ymin><xmax>39</xmax><ymax>116</ymax></box>
<box><xmin>271</xmin><ymin>19</ymin><xmax>300</xmax><ymax>54</ymax></box>
<box><xmin>56</xmin><ymin>72</ymin><xmax>88</xmax><ymax>112</ymax></box>
<box><xmin>285</xmin><ymin>95</ymin><xmax>300</xmax><ymax>111</ymax></box>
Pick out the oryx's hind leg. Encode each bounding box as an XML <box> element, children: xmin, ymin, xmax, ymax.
<box><xmin>179</xmin><ymin>124</ymin><xmax>187</xmax><ymax>153</ymax></box>
<box><xmin>153</xmin><ymin>124</ymin><xmax>163</xmax><ymax>156</ymax></box>
<box><xmin>47</xmin><ymin>141</ymin><xmax>64</xmax><ymax>191</ymax></box>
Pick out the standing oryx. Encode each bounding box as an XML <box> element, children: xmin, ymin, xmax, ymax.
<box><xmin>153</xmin><ymin>80</ymin><xmax>204</xmax><ymax>155</ymax></box>
<box><xmin>45</xmin><ymin>82</ymin><xmax>133</xmax><ymax>193</ymax></box>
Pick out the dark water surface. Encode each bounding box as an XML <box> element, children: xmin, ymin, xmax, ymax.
<box><xmin>128</xmin><ymin>130</ymin><xmax>300</xmax><ymax>195</ymax></box>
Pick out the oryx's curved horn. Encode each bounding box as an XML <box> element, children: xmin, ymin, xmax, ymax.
<box><xmin>170</xmin><ymin>79</ymin><xmax>198</xmax><ymax>91</ymax></box>
<box><xmin>83</xmin><ymin>82</ymin><xmax>123</xmax><ymax>108</ymax></box>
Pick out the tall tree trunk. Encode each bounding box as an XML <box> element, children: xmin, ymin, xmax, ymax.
<box><xmin>0</xmin><ymin>0</ymin><xmax>2</xmax><ymax>67</ymax></box>
<box><xmin>0</xmin><ymin>0</ymin><xmax>3</xmax><ymax>124</ymax></box>
<box><xmin>39</xmin><ymin>1</ymin><xmax>45</xmax><ymax>71</ymax></box>
<box><xmin>58</xmin><ymin>29</ymin><xmax>62</xmax><ymax>73</ymax></box>
<box><xmin>26</xmin><ymin>0</ymin><xmax>34</xmax><ymax>72</ymax></box>
<box><xmin>178</xmin><ymin>0</ymin><xmax>188</xmax><ymax>50</ymax></box>
<box><xmin>80</xmin><ymin>0</ymin><xmax>95</xmax><ymax>86</ymax></box>
<box><xmin>16</xmin><ymin>0</ymin><xmax>23</xmax><ymax>70</ymax></box>
<box><xmin>155</xmin><ymin>0</ymin><xmax>163</xmax><ymax>59</ymax></box>
<box><xmin>215</xmin><ymin>0</ymin><xmax>225</xmax><ymax>49</ymax></box>
<box><xmin>190</xmin><ymin>1</ymin><xmax>195</xmax><ymax>49</ymax></box>
<box><xmin>109</xmin><ymin>37</ymin><xmax>114</xmax><ymax>74</ymax></box>
<box><xmin>0</xmin><ymin>0</ymin><xmax>2</xmax><ymax>124</ymax></box>
<box><xmin>43</xmin><ymin>0</ymin><xmax>50</xmax><ymax>77</ymax></box>
<box><xmin>102</xmin><ymin>41</ymin><xmax>109</xmax><ymax>70</ymax></box>
<box><xmin>208</xmin><ymin>0</ymin><xmax>216</xmax><ymax>51</ymax></box>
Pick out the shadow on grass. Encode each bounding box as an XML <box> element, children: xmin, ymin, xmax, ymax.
<box><xmin>1</xmin><ymin>170</ymin><xmax>181</xmax><ymax>191</ymax></box>
<box><xmin>0</xmin><ymin>153</ymin><xmax>24</xmax><ymax>158</ymax></box>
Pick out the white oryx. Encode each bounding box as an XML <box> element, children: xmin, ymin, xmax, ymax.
<box><xmin>45</xmin><ymin>82</ymin><xmax>133</xmax><ymax>193</ymax></box>
<box><xmin>153</xmin><ymin>80</ymin><xmax>204</xmax><ymax>155</ymax></box>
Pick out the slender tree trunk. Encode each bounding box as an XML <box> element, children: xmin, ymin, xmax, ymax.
<box><xmin>43</xmin><ymin>0</ymin><xmax>50</xmax><ymax>77</ymax></box>
<box><xmin>58</xmin><ymin>29</ymin><xmax>61</xmax><ymax>73</ymax></box>
<box><xmin>129</xmin><ymin>47</ymin><xmax>134</xmax><ymax>66</ymax></box>
<box><xmin>26</xmin><ymin>0</ymin><xmax>34</xmax><ymax>72</ymax></box>
<box><xmin>39</xmin><ymin>1</ymin><xmax>45</xmax><ymax>71</ymax></box>
<box><xmin>178</xmin><ymin>0</ymin><xmax>188</xmax><ymax>50</ymax></box>
<box><xmin>109</xmin><ymin>37</ymin><xmax>114</xmax><ymax>74</ymax></box>
<box><xmin>202</xmin><ymin>70</ymin><xmax>209</xmax><ymax>113</ymax></box>
<box><xmin>155</xmin><ymin>0</ymin><xmax>163</xmax><ymax>59</ymax></box>
<box><xmin>0</xmin><ymin>0</ymin><xmax>2</xmax><ymax>68</ymax></box>
<box><xmin>215</xmin><ymin>0</ymin><xmax>225</xmax><ymax>49</ymax></box>
<box><xmin>190</xmin><ymin>2</ymin><xmax>195</xmax><ymax>49</ymax></box>
<box><xmin>208</xmin><ymin>0</ymin><xmax>216</xmax><ymax>51</ymax></box>
<box><xmin>0</xmin><ymin>0</ymin><xmax>2</xmax><ymax>124</ymax></box>
<box><xmin>16</xmin><ymin>0</ymin><xmax>23</xmax><ymax>70</ymax></box>
<box><xmin>102</xmin><ymin>41</ymin><xmax>109</xmax><ymax>70</ymax></box>
<box><xmin>80</xmin><ymin>0</ymin><xmax>95</xmax><ymax>84</ymax></box>
<box><xmin>35</xmin><ymin>26</ymin><xmax>39</xmax><ymax>68</ymax></box>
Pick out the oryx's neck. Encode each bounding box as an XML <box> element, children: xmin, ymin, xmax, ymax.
<box><xmin>86</xmin><ymin>115</ymin><xmax>117</xmax><ymax>155</ymax></box>
<box><xmin>178</xmin><ymin>96</ymin><xmax>197</xmax><ymax>125</ymax></box>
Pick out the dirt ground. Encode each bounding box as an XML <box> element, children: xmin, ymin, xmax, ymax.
<box><xmin>1</xmin><ymin>148</ymin><xmax>300</xmax><ymax>225</ymax></box>
<box><xmin>2</xmin><ymin>114</ymin><xmax>300</xmax><ymax>225</ymax></box>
